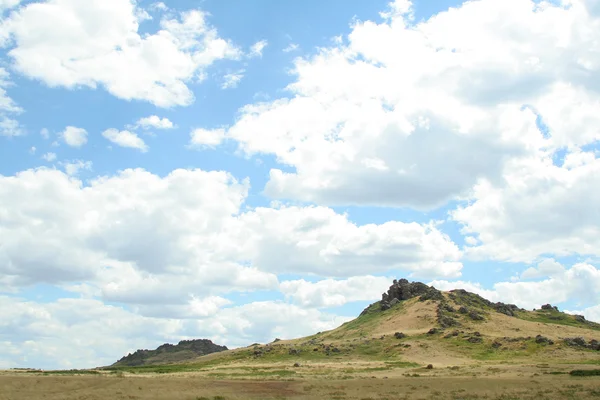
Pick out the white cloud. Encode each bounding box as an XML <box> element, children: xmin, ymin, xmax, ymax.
<box><xmin>60</xmin><ymin>126</ymin><xmax>88</xmax><ymax>148</ymax></box>
<box><xmin>0</xmin><ymin>0</ymin><xmax>20</xmax><ymax>12</ymax></box>
<box><xmin>221</xmin><ymin>69</ymin><xmax>245</xmax><ymax>89</ymax></box>
<box><xmin>0</xmin><ymin>116</ymin><xmax>22</xmax><ymax>136</ymax></box>
<box><xmin>229</xmin><ymin>206</ymin><xmax>463</xmax><ymax>278</ymax></box>
<box><xmin>282</xmin><ymin>43</ymin><xmax>299</xmax><ymax>53</ymax></box>
<box><xmin>520</xmin><ymin>258</ymin><xmax>565</xmax><ymax>280</ymax></box>
<box><xmin>61</xmin><ymin>159</ymin><xmax>92</xmax><ymax>176</ymax></box>
<box><xmin>452</xmin><ymin>152</ymin><xmax>600</xmax><ymax>262</ymax></box>
<box><xmin>249</xmin><ymin>39</ymin><xmax>268</xmax><ymax>58</ymax></box>
<box><xmin>28</xmin><ymin>146</ymin><xmax>35</xmax><ymax>154</ymax></box>
<box><xmin>189</xmin><ymin>127</ymin><xmax>226</xmax><ymax>148</ymax></box>
<box><xmin>135</xmin><ymin>115</ymin><xmax>174</xmax><ymax>130</ymax></box>
<box><xmin>40</xmin><ymin>128</ymin><xmax>49</xmax><ymax>139</ymax></box>
<box><xmin>102</xmin><ymin>128</ymin><xmax>148</xmax><ymax>152</ymax></box>
<box><xmin>149</xmin><ymin>2</ymin><xmax>168</xmax><ymax>12</ymax></box>
<box><xmin>0</xmin><ymin>68</ymin><xmax>21</xmax><ymax>114</ymax></box>
<box><xmin>0</xmin><ymin>68</ymin><xmax>22</xmax><ymax>136</ymax></box>
<box><xmin>0</xmin><ymin>168</ymin><xmax>461</xmax><ymax>298</ymax></box>
<box><xmin>0</xmin><ymin>1</ymin><xmax>241</xmax><ymax>107</ymax></box>
<box><xmin>41</xmin><ymin>152</ymin><xmax>56</xmax><ymax>162</ymax></box>
<box><xmin>0</xmin><ymin>295</ymin><xmax>349</xmax><ymax>370</ymax></box>
<box><xmin>431</xmin><ymin>262</ymin><xmax>600</xmax><ymax>311</ymax></box>
<box><xmin>280</xmin><ymin>276</ymin><xmax>392</xmax><ymax>308</ymax></box>
<box><xmin>204</xmin><ymin>0</ymin><xmax>600</xmax><ymax>212</ymax></box>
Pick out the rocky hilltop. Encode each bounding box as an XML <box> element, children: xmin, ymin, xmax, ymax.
<box><xmin>112</xmin><ymin>339</ymin><xmax>228</xmax><ymax>367</ymax></box>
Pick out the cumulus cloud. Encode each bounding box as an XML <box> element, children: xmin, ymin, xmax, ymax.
<box><xmin>135</xmin><ymin>115</ymin><xmax>174</xmax><ymax>130</ymax></box>
<box><xmin>228</xmin><ymin>206</ymin><xmax>463</xmax><ymax>278</ymax></box>
<box><xmin>0</xmin><ymin>1</ymin><xmax>241</xmax><ymax>107</ymax></box>
<box><xmin>519</xmin><ymin>259</ymin><xmax>566</xmax><ymax>280</ymax></box>
<box><xmin>102</xmin><ymin>128</ymin><xmax>148</xmax><ymax>151</ymax></box>
<box><xmin>189</xmin><ymin>127</ymin><xmax>226</xmax><ymax>148</ymax></box>
<box><xmin>60</xmin><ymin>159</ymin><xmax>92</xmax><ymax>176</ymax></box>
<box><xmin>280</xmin><ymin>276</ymin><xmax>392</xmax><ymax>308</ymax></box>
<box><xmin>452</xmin><ymin>152</ymin><xmax>600</xmax><ymax>262</ymax></box>
<box><xmin>60</xmin><ymin>126</ymin><xmax>88</xmax><ymax>147</ymax></box>
<box><xmin>0</xmin><ymin>168</ymin><xmax>461</xmax><ymax>297</ymax></box>
<box><xmin>193</xmin><ymin>0</ymin><xmax>600</xmax><ymax>212</ymax></box>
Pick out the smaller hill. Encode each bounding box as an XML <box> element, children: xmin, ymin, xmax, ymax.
<box><xmin>112</xmin><ymin>339</ymin><xmax>228</xmax><ymax>367</ymax></box>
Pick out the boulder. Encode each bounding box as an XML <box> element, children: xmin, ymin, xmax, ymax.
<box><xmin>438</xmin><ymin>315</ymin><xmax>460</xmax><ymax>328</ymax></box>
<box><xmin>564</xmin><ymin>337</ymin><xmax>587</xmax><ymax>347</ymax></box>
<box><xmin>535</xmin><ymin>335</ymin><xmax>554</xmax><ymax>345</ymax></box>
<box><xmin>394</xmin><ymin>332</ymin><xmax>407</xmax><ymax>339</ymax></box>
<box><xmin>468</xmin><ymin>311</ymin><xmax>485</xmax><ymax>321</ymax></box>
<box><xmin>389</xmin><ymin>298</ymin><xmax>400</xmax><ymax>307</ymax></box>
<box><xmin>541</xmin><ymin>304</ymin><xmax>559</xmax><ymax>312</ymax></box>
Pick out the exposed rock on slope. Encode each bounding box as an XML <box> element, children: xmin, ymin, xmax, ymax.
<box><xmin>378</xmin><ymin>279</ymin><xmax>443</xmax><ymax>311</ymax></box>
<box><xmin>113</xmin><ymin>339</ymin><xmax>228</xmax><ymax>367</ymax></box>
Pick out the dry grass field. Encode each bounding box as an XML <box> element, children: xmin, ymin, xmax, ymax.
<box><xmin>1</xmin><ymin>363</ymin><xmax>600</xmax><ymax>400</ymax></box>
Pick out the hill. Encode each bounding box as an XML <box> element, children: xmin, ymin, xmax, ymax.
<box><xmin>106</xmin><ymin>279</ymin><xmax>599</xmax><ymax>374</ymax></box>
<box><xmin>112</xmin><ymin>339</ymin><xmax>228</xmax><ymax>367</ymax></box>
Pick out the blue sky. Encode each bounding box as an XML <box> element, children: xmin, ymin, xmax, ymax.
<box><xmin>1</xmin><ymin>0</ymin><xmax>600</xmax><ymax>369</ymax></box>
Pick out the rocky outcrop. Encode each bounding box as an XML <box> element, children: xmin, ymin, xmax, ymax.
<box><xmin>541</xmin><ymin>304</ymin><xmax>559</xmax><ymax>312</ymax></box>
<box><xmin>449</xmin><ymin>289</ymin><xmax>522</xmax><ymax>317</ymax></box>
<box><xmin>380</xmin><ymin>279</ymin><xmax>443</xmax><ymax>310</ymax></box>
<box><xmin>535</xmin><ymin>335</ymin><xmax>554</xmax><ymax>345</ymax></box>
<box><xmin>563</xmin><ymin>337</ymin><xmax>600</xmax><ymax>350</ymax></box>
<box><xmin>113</xmin><ymin>339</ymin><xmax>228</xmax><ymax>367</ymax></box>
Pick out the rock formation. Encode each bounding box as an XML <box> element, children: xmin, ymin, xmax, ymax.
<box><xmin>113</xmin><ymin>339</ymin><xmax>228</xmax><ymax>367</ymax></box>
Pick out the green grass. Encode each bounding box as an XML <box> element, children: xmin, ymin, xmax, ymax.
<box><xmin>207</xmin><ymin>369</ymin><xmax>297</xmax><ymax>378</ymax></box>
<box><xmin>515</xmin><ymin>310</ymin><xmax>600</xmax><ymax>331</ymax></box>
<box><xmin>328</xmin><ymin>301</ymin><xmax>392</xmax><ymax>339</ymax></box>
<box><xmin>433</xmin><ymin>335</ymin><xmax>549</xmax><ymax>361</ymax></box>
<box><xmin>570</xmin><ymin>369</ymin><xmax>600</xmax><ymax>377</ymax></box>
<box><xmin>27</xmin><ymin>369</ymin><xmax>101</xmax><ymax>375</ymax></box>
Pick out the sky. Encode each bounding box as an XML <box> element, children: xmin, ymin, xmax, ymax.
<box><xmin>1</xmin><ymin>0</ymin><xmax>600</xmax><ymax>370</ymax></box>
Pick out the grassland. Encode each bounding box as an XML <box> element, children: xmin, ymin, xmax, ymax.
<box><xmin>3</xmin><ymin>364</ymin><xmax>600</xmax><ymax>400</ymax></box>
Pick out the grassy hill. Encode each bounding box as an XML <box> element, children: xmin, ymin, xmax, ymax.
<box><xmin>104</xmin><ymin>280</ymin><xmax>600</xmax><ymax>376</ymax></box>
